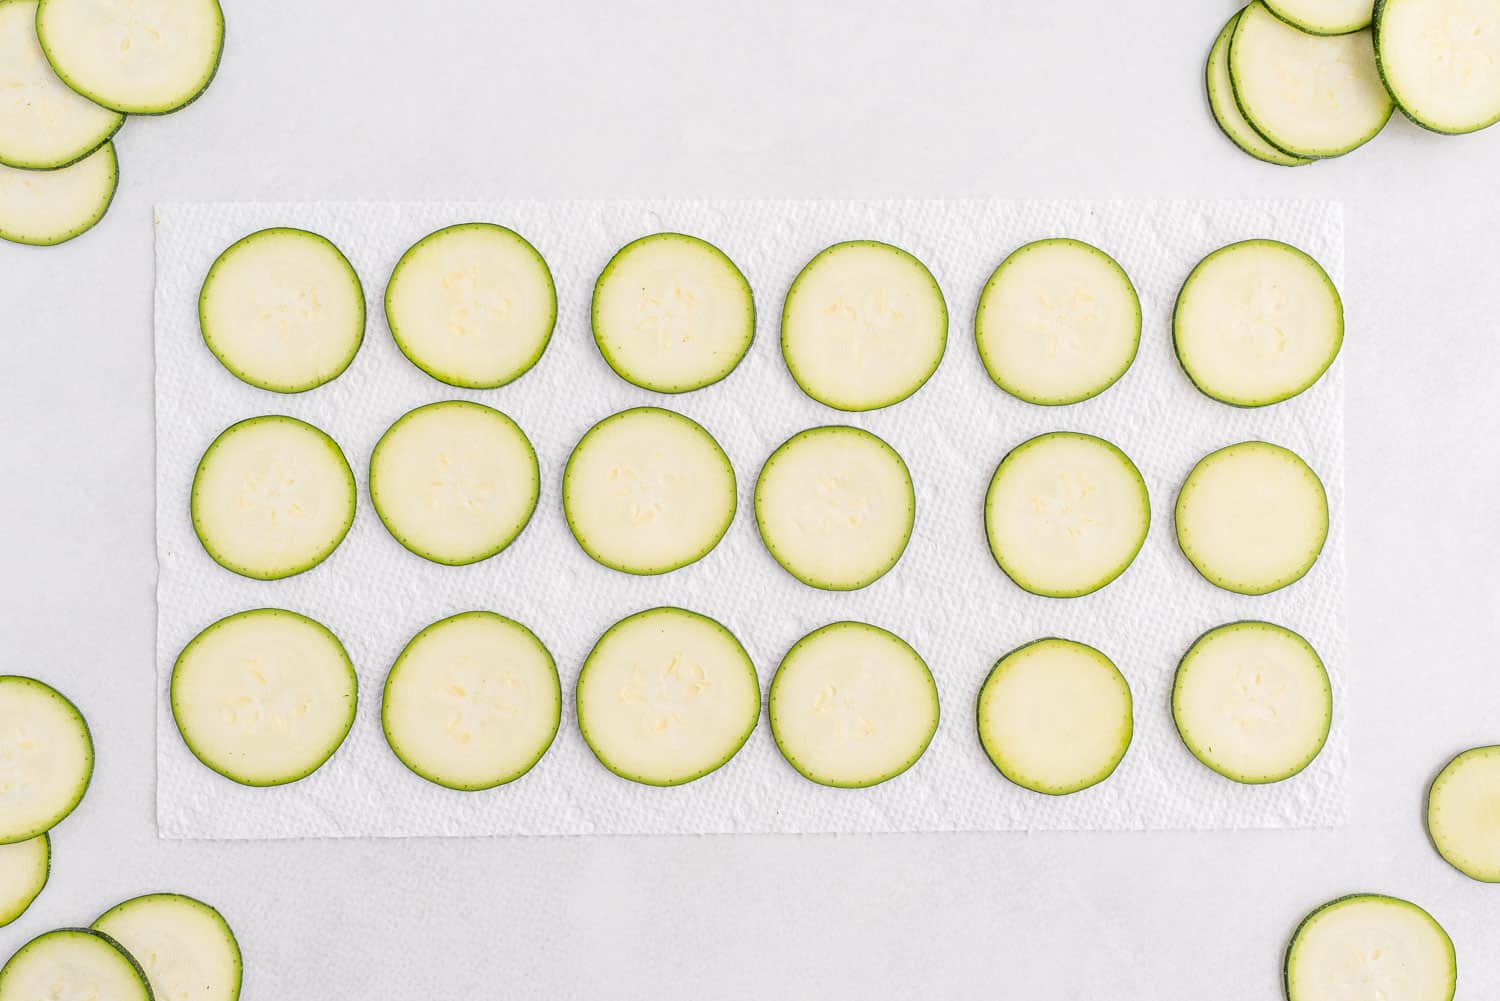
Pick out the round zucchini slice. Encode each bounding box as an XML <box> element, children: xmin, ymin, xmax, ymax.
<box><xmin>984</xmin><ymin>432</ymin><xmax>1149</xmax><ymax>598</ymax></box>
<box><xmin>191</xmin><ymin>415</ymin><xmax>356</xmax><ymax>580</ymax></box>
<box><xmin>0</xmin><ymin>140</ymin><xmax>115</xmax><ymax>246</ymax></box>
<box><xmin>382</xmin><ymin>611</ymin><xmax>561</xmax><ymax>791</ymax></box>
<box><xmin>0</xmin><ymin>835</ymin><xmax>48</xmax><ymax>927</ymax></box>
<box><xmin>1426</xmin><ymin>744</ymin><xmax>1500</xmax><ymax>882</ymax></box>
<box><xmin>592</xmin><ymin>232</ymin><xmax>755</xmax><ymax>393</ymax></box>
<box><xmin>577</xmin><ymin>607</ymin><xmax>760</xmax><ymax>787</ymax></box>
<box><xmin>171</xmin><ymin>608</ymin><xmax>357</xmax><ymax>787</ymax></box>
<box><xmin>754</xmin><ymin>425</ymin><xmax>915</xmax><ymax>591</ymax></box>
<box><xmin>1375</xmin><ymin>0</ymin><xmax>1500</xmax><ymax>135</ymax></box>
<box><xmin>780</xmin><ymin>240</ymin><xmax>947</xmax><ymax>411</ymax></box>
<box><xmin>199</xmin><ymin>228</ymin><xmax>366</xmax><ymax>393</ymax></box>
<box><xmin>1175</xmin><ymin>441</ymin><xmax>1329</xmax><ymax>595</ymax></box>
<box><xmin>0</xmin><ymin>0</ymin><xmax>122</xmax><ymax>170</ymax></box>
<box><xmin>1230</xmin><ymin>2</ymin><xmax>1393</xmax><ymax>158</ymax></box>
<box><xmin>1285</xmin><ymin>894</ymin><xmax>1456</xmax><ymax>1001</ymax></box>
<box><xmin>1174</xmin><ymin>239</ymin><xmax>1342</xmax><ymax>407</ymax></box>
<box><xmin>1206</xmin><ymin>11</ymin><xmax>1314</xmax><ymax>166</ymax></box>
<box><xmin>385</xmin><ymin>223</ymin><xmax>556</xmax><ymax>389</ymax></box>
<box><xmin>769</xmin><ymin>621</ymin><xmax>938</xmax><ymax>788</ymax></box>
<box><xmin>0</xmin><ymin>677</ymin><xmax>92</xmax><ymax>845</ymax></box>
<box><xmin>975</xmin><ymin>238</ymin><xmax>1141</xmax><ymax>405</ymax></box>
<box><xmin>563</xmin><ymin>407</ymin><xmax>736</xmax><ymax>575</ymax></box>
<box><xmin>1172</xmin><ymin>621</ymin><xmax>1332</xmax><ymax>783</ymax></box>
<box><xmin>0</xmin><ymin>928</ymin><xmax>150</xmax><ymax>1001</ymax></box>
<box><xmin>94</xmin><ymin>893</ymin><xmax>242</xmax><ymax>1001</ymax></box>
<box><xmin>35</xmin><ymin>0</ymin><xmax>224</xmax><ymax>115</ymax></box>
<box><xmin>1267</xmin><ymin>0</ymin><xmax>1375</xmax><ymax>33</ymax></box>
<box><xmin>370</xmin><ymin>401</ymin><xmax>539</xmax><ymax>566</ymax></box>
<box><xmin>976</xmin><ymin>638</ymin><xmax>1133</xmax><ymax>796</ymax></box>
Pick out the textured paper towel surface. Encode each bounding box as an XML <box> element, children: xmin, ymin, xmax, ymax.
<box><xmin>154</xmin><ymin>200</ymin><xmax>1347</xmax><ymax>838</ymax></box>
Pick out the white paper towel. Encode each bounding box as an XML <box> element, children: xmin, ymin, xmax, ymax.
<box><xmin>154</xmin><ymin>200</ymin><xmax>1347</xmax><ymax>838</ymax></box>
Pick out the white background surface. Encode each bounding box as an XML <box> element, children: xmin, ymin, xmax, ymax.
<box><xmin>1</xmin><ymin>1</ymin><xmax>1496</xmax><ymax>997</ymax></box>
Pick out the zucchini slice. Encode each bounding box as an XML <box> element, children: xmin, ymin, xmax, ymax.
<box><xmin>0</xmin><ymin>139</ymin><xmax>115</xmax><ymax>246</ymax></box>
<box><xmin>1230</xmin><ymin>2</ymin><xmax>1394</xmax><ymax>158</ymax></box>
<box><xmin>0</xmin><ymin>677</ymin><xmax>92</xmax><ymax>845</ymax></box>
<box><xmin>0</xmin><ymin>835</ymin><xmax>48</xmax><ymax>927</ymax></box>
<box><xmin>1175</xmin><ymin>441</ymin><xmax>1329</xmax><ymax>595</ymax></box>
<box><xmin>754</xmin><ymin>425</ymin><xmax>915</xmax><ymax>591</ymax></box>
<box><xmin>93</xmin><ymin>894</ymin><xmax>242</xmax><ymax>1001</ymax></box>
<box><xmin>385</xmin><ymin>223</ymin><xmax>556</xmax><ymax>389</ymax></box>
<box><xmin>976</xmin><ymin>638</ymin><xmax>1133</xmax><ymax>796</ymax></box>
<box><xmin>592</xmin><ymin>232</ymin><xmax>755</xmax><ymax>393</ymax></box>
<box><xmin>1172</xmin><ymin>621</ymin><xmax>1332</xmax><ymax>783</ymax></box>
<box><xmin>769</xmin><ymin>621</ymin><xmax>938</xmax><ymax>788</ymax></box>
<box><xmin>191</xmin><ymin>415</ymin><xmax>356</xmax><ymax>580</ymax></box>
<box><xmin>0</xmin><ymin>0</ymin><xmax>122</xmax><ymax>170</ymax></box>
<box><xmin>1174</xmin><ymin>239</ymin><xmax>1343</xmax><ymax>407</ymax></box>
<box><xmin>0</xmin><ymin>928</ymin><xmax>151</xmax><ymax>1001</ymax></box>
<box><xmin>199</xmin><ymin>228</ymin><xmax>366</xmax><ymax>394</ymax></box>
<box><xmin>984</xmin><ymin>432</ymin><xmax>1149</xmax><ymax>598</ymax></box>
<box><xmin>1375</xmin><ymin>0</ymin><xmax>1500</xmax><ymax>134</ymax></box>
<box><xmin>1266</xmin><ymin>0</ymin><xmax>1375</xmax><ymax>33</ymax></box>
<box><xmin>780</xmin><ymin>240</ymin><xmax>947</xmax><ymax>411</ymax></box>
<box><xmin>1426</xmin><ymin>744</ymin><xmax>1500</xmax><ymax>882</ymax></box>
<box><xmin>171</xmin><ymin>608</ymin><xmax>357</xmax><ymax>787</ymax></box>
<box><xmin>975</xmin><ymin>239</ymin><xmax>1141</xmax><ymax>405</ymax></box>
<box><xmin>382</xmin><ymin>612</ymin><xmax>561</xmax><ymax>791</ymax></box>
<box><xmin>35</xmin><ymin>0</ymin><xmax>224</xmax><ymax>115</ymax></box>
<box><xmin>577</xmin><ymin>607</ymin><xmax>760</xmax><ymax>787</ymax></box>
<box><xmin>1285</xmin><ymin>894</ymin><xmax>1456</xmax><ymax>1001</ymax></box>
<box><xmin>370</xmin><ymin>401</ymin><xmax>539</xmax><ymax>566</ymax></box>
<box><xmin>563</xmin><ymin>407</ymin><xmax>736</xmax><ymax>575</ymax></box>
<box><xmin>1207</xmin><ymin>12</ymin><xmax>1314</xmax><ymax>166</ymax></box>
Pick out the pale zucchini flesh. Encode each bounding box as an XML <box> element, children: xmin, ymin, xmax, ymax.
<box><xmin>382</xmin><ymin>612</ymin><xmax>561</xmax><ymax>791</ymax></box>
<box><xmin>1375</xmin><ymin>0</ymin><xmax>1500</xmax><ymax>134</ymax></box>
<box><xmin>577</xmin><ymin>607</ymin><xmax>760</xmax><ymax>786</ymax></box>
<box><xmin>0</xmin><ymin>140</ymin><xmax>115</xmax><ymax>246</ymax></box>
<box><xmin>171</xmin><ymin>608</ymin><xmax>358</xmax><ymax>787</ymax></box>
<box><xmin>0</xmin><ymin>676</ymin><xmax>92</xmax><ymax>845</ymax></box>
<box><xmin>1267</xmin><ymin>0</ymin><xmax>1376</xmax><ymax>34</ymax></box>
<box><xmin>370</xmin><ymin>401</ymin><xmax>539</xmax><ymax>566</ymax></box>
<box><xmin>781</xmin><ymin>240</ymin><xmax>948</xmax><ymax>411</ymax></box>
<box><xmin>0</xmin><ymin>929</ymin><xmax>151</xmax><ymax>1001</ymax></box>
<box><xmin>1207</xmin><ymin>12</ymin><xmax>1314</xmax><ymax>166</ymax></box>
<box><xmin>94</xmin><ymin>893</ymin><xmax>242</xmax><ymax>1001</ymax></box>
<box><xmin>592</xmin><ymin>232</ymin><xmax>755</xmax><ymax>393</ymax></box>
<box><xmin>1285</xmin><ymin>895</ymin><xmax>1456</xmax><ymax>1001</ymax></box>
<box><xmin>0</xmin><ymin>835</ymin><xmax>48</xmax><ymax>927</ymax></box>
<box><xmin>1426</xmin><ymin>744</ymin><xmax>1500</xmax><ymax>881</ymax></box>
<box><xmin>563</xmin><ymin>407</ymin><xmax>736</xmax><ymax>575</ymax></box>
<box><xmin>191</xmin><ymin>415</ymin><xmax>356</xmax><ymax>580</ymax></box>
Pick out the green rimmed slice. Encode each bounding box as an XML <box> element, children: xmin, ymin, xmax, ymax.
<box><xmin>1285</xmin><ymin>894</ymin><xmax>1456</xmax><ymax>1001</ymax></box>
<box><xmin>0</xmin><ymin>140</ymin><xmax>115</xmax><ymax>246</ymax></box>
<box><xmin>0</xmin><ymin>835</ymin><xmax>48</xmax><ymax>927</ymax></box>
<box><xmin>0</xmin><ymin>928</ymin><xmax>150</xmax><ymax>1001</ymax></box>
<box><xmin>0</xmin><ymin>676</ymin><xmax>92</xmax><ymax>844</ymax></box>
<box><xmin>1426</xmin><ymin>745</ymin><xmax>1500</xmax><ymax>882</ymax></box>
<box><xmin>1375</xmin><ymin>0</ymin><xmax>1500</xmax><ymax>135</ymax></box>
<box><xmin>1207</xmin><ymin>11</ymin><xmax>1313</xmax><ymax>165</ymax></box>
<box><xmin>94</xmin><ymin>893</ymin><xmax>242</xmax><ymax>1001</ymax></box>
<box><xmin>1267</xmin><ymin>0</ymin><xmax>1374</xmax><ymax>33</ymax></box>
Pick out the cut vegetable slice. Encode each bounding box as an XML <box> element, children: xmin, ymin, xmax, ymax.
<box><xmin>592</xmin><ymin>232</ymin><xmax>755</xmax><ymax>392</ymax></box>
<box><xmin>1267</xmin><ymin>0</ymin><xmax>1375</xmax><ymax>33</ymax></box>
<box><xmin>769</xmin><ymin>621</ymin><xmax>939</xmax><ymax>788</ymax></box>
<box><xmin>191</xmin><ymin>415</ymin><xmax>356</xmax><ymax>580</ymax></box>
<box><xmin>0</xmin><ymin>140</ymin><xmax>115</xmax><ymax>246</ymax></box>
<box><xmin>94</xmin><ymin>894</ymin><xmax>242</xmax><ymax>1001</ymax></box>
<box><xmin>370</xmin><ymin>401</ymin><xmax>539</xmax><ymax>566</ymax></box>
<box><xmin>984</xmin><ymin>432</ymin><xmax>1149</xmax><ymax>598</ymax></box>
<box><xmin>975</xmin><ymin>239</ymin><xmax>1141</xmax><ymax>404</ymax></box>
<box><xmin>1231</xmin><ymin>2</ymin><xmax>1394</xmax><ymax>157</ymax></box>
<box><xmin>1207</xmin><ymin>11</ymin><xmax>1314</xmax><ymax>165</ymax></box>
<box><xmin>36</xmin><ymin>0</ymin><xmax>224</xmax><ymax>115</ymax></box>
<box><xmin>1176</xmin><ymin>441</ymin><xmax>1329</xmax><ymax>595</ymax></box>
<box><xmin>385</xmin><ymin>223</ymin><xmax>556</xmax><ymax>389</ymax></box>
<box><xmin>577</xmin><ymin>607</ymin><xmax>760</xmax><ymax>786</ymax></box>
<box><xmin>199</xmin><ymin>228</ymin><xmax>366</xmax><ymax>393</ymax></box>
<box><xmin>977</xmin><ymin>638</ymin><xmax>1133</xmax><ymax>796</ymax></box>
<box><xmin>382</xmin><ymin>612</ymin><xmax>561</xmax><ymax>791</ymax></box>
<box><xmin>1285</xmin><ymin>895</ymin><xmax>1456</xmax><ymax>1001</ymax></box>
<box><xmin>754</xmin><ymin>425</ymin><xmax>915</xmax><ymax>591</ymax></box>
<box><xmin>0</xmin><ymin>677</ymin><xmax>92</xmax><ymax>845</ymax></box>
<box><xmin>0</xmin><ymin>835</ymin><xmax>48</xmax><ymax>927</ymax></box>
<box><xmin>0</xmin><ymin>0</ymin><xmax>122</xmax><ymax>170</ymax></box>
<box><xmin>1173</xmin><ymin>621</ymin><xmax>1332</xmax><ymax>783</ymax></box>
<box><xmin>1375</xmin><ymin>0</ymin><xmax>1500</xmax><ymax>134</ymax></box>
<box><xmin>564</xmin><ymin>407</ymin><xmax>736</xmax><ymax>575</ymax></box>
<box><xmin>171</xmin><ymin>608</ymin><xmax>357</xmax><ymax>787</ymax></box>
<box><xmin>1427</xmin><ymin>744</ymin><xmax>1500</xmax><ymax>881</ymax></box>
<box><xmin>780</xmin><ymin>240</ymin><xmax>947</xmax><ymax>411</ymax></box>
<box><xmin>0</xmin><ymin>929</ymin><xmax>150</xmax><ymax>1001</ymax></box>
<box><xmin>1174</xmin><ymin>239</ymin><xmax>1342</xmax><ymax>407</ymax></box>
